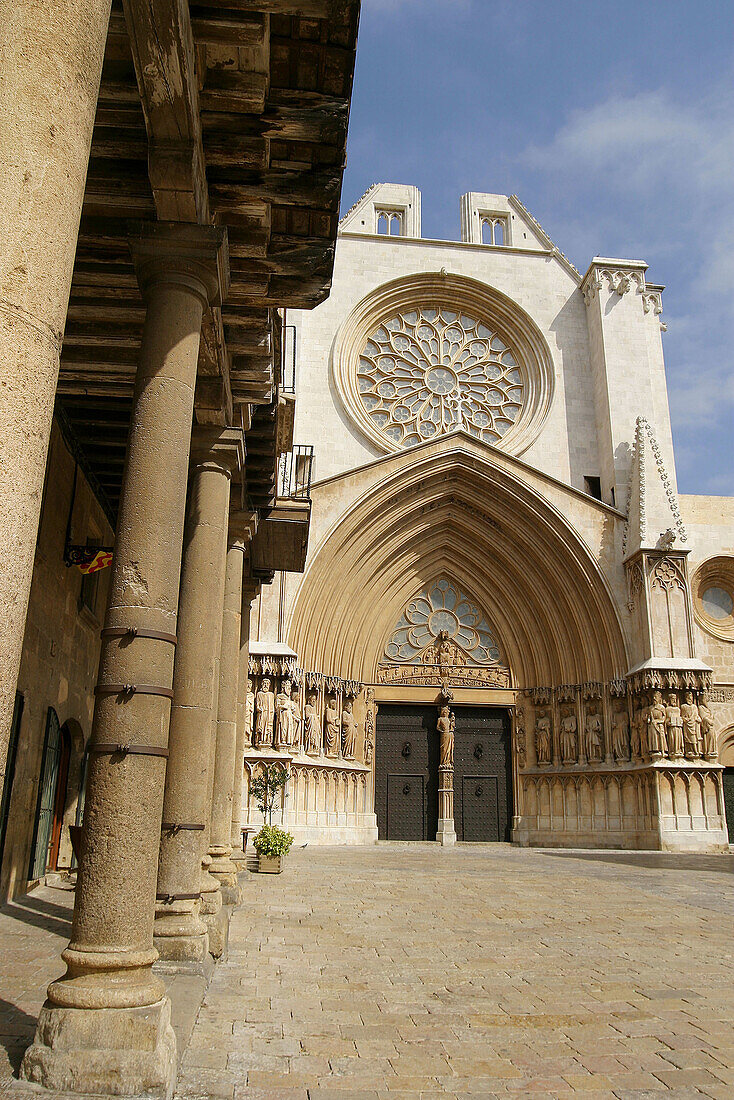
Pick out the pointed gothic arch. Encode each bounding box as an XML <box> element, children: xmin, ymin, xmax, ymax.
<box><xmin>287</xmin><ymin>442</ymin><xmax>629</xmax><ymax>687</ymax></box>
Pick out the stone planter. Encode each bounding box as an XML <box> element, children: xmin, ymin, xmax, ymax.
<box><xmin>258</xmin><ymin>854</ymin><xmax>284</xmax><ymax>874</ymax></box>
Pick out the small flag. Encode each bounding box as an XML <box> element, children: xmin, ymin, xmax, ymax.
<box><xmin>66</xmin><ymin>546</ymin><xmax>114</xmax><ymax>574</ymax></box>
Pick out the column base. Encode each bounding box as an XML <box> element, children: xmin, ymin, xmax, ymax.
<box><xmin>21</xmin><ymin>996</ymin><xmax>176</xmax><ymax>1098</ymax></box>
<box><xmin>209</xmin><ymin>849</ymin><xmax>242</xmax><ymax>906</ymax></box>
<box><xmin>153</xmin><ymin>899</ymin><xmax>209</xmax><ymax>966</ymax></box>
<box><xmin>229</xmin><ymin>844</ymin><xmax>247</xmax><ymax>870</ymax></box>
<box><xmin>436</xmin><ymin>818</ymin><xmax>457</xmax><ymax>846</ymax></box>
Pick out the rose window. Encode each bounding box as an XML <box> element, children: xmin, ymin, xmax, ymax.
<box><xmin>357</xmin><ymin>307</ymin><xmax>526</xmax><ymax>448</ymax></box>
<box><xmin>383</xmin><ymin>578</ymin><xmax>502</xmax><ymax>666</ymax></box>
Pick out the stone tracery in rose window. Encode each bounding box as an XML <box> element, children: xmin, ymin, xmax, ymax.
<box><xmin>383</xmin><ymin>578</ymin><xmax>502</xmax><ymax>667</ymax></box>
<box><xmin>357</xmin><ymin>306</ymin><xmax>526</xmax><ymax>447</ymax></box>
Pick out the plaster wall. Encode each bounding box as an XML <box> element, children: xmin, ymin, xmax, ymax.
<box><xmin>2</xmin><ymin>421</ymin><xmax>113</xmax><ymax>899</ymax></box>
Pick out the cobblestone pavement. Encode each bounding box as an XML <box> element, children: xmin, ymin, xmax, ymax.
<box><xmin>0</xmin><ymin>846</ymin><xmax>732</xmax><ymax>1100</ymax></box>
<box><xmin>177</xmin><ymin>844</ymin><xmax>734</xmax><ymax>1100</ymax></box>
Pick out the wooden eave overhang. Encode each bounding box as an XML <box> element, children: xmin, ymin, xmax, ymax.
<box><xmin>58</xmin><ymin>0</ymin><xmax>360</xmax><ymax>520</ymax></box>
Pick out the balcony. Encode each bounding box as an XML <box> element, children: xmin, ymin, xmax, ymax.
<box><xmin>251</xmin><ymin>445</ymin><xmax>314</xmax><ymax>578</ymax></box>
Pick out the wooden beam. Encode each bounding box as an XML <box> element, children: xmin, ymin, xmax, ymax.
<box><xmin>122</xmin><ymin>0</ymin><xmax>210</xmax><ymax>222</ymax></box>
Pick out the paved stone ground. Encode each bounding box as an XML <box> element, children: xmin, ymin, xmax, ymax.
<box><xmin>0</xmin><ymin>845</ymin><xmax>732</xmax><ymax>1100</ymax></box>
<box><xmin>177</xmin><ymin>845</ymin><xmax>734</xmax><ymax>1100</ymax></box>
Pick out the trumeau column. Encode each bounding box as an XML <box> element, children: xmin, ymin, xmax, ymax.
<box><xmin>154</xmin><ymin>427</ymin><xmax>242</xmax><ymax>968</ymax></box>
<box><xmin>231</xmin><ymin>557</ymin><xmax>259</xmax><ymax>865</ymax></box>
<box><xmin>21</xmin><ymin>223</ymin><xmax>229</xmax><ymax>1097</ymax></box>
<box><xmin>436</xmin><ymin>700</ymin><xmax>456</xmax><ymax>846</ymax></box>
<box><xmin>208</xmin><ymin>516</ymin><xmax>253</xmax><ymax>904</ymax></box>
<box><xmin>0</xmin><ymin>0</ymin><xmax>111</xmax><ymax>806</ymax></box>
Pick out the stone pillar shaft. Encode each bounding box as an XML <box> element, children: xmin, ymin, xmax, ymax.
<box><xmin>208</xmin><ymin>537</ymin><xmax>245</xmax><ymax>902</ymax></box>
<box><xmin>21</xmin><ymin>224</ymin><xmax>228</xmax><ymax>1097</ymax></box>
<box><xmin>231</xmin><ymin>578</ymin><xmax>258</xmax><ymax>857</ymax></box>
<box><xmin>155</xmin><ymin>430</ymin><xmax>241</xmax><ymax>964</ymax></box>
<box><xmin>0</xmin><ymin>0</ymin><xmax>111</xmax><ymax>793</ymax></box>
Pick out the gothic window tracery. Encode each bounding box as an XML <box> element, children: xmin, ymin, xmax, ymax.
<box><xmin>382</xmin><ymin>578</ymin><xmax>502</xmax><ymax>666</ymax></box>
<box><xmin>357</xmin><ymin>307</ymin><xmax>526</xmax><ymax>448</ymax></box>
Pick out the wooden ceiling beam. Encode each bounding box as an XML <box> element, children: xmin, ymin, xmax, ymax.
<box><xmin>121</xmin><ymin>0</ymin><xmax>210</xmax><ymax>223</ymax></box>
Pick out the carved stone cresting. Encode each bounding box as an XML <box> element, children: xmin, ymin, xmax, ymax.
<box><xmin>623</xmin><ymin>416</ymin><xmax>687</xmax><ymax>554</ymax></box>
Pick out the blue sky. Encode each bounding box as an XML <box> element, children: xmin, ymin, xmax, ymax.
<box><xmin>340</xmin><ymin>0</ymin><xmax>734</xmax><ymax>496</ymax></box>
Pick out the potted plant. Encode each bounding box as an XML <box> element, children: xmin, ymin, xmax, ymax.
<box><xmin>250</xmin><ymin>763</ymin><xmax>293</xmax><ymax>872</ymax></box>
<box><xmin>252</xmin><ymin>823</ymin><xmax>294</xmax><ymax>873</ymax></box>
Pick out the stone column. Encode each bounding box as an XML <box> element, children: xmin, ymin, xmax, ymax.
<box><xmin>0</xmin><ymin>0</ymin><xmax>111</xmax><ymax>796</ymax></box>
<box><xmin>21</xmin><ymin>223</ymin><xmax>228</xmax><ymax>1098</ymax></box>
<box><xmin>154</xmin><ymin>428</ymin><xmax>242</xmax><ymax>968</ymax></box>
<box><xmin>208</xmin><ymin>521</ymin><xmax>250</xmax><ymax>904</ymax></box>
<box><xmin>436</xmin><ymin>702</ymin><xmax>456</xmax><ymax>846</ymax></box>
<box><xmin>231</xmin><ymin>565</ymin><xmax>260</xmax><ymax>868</ymax></box>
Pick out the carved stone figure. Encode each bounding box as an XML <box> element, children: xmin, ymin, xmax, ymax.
<box><xmin>630</xmin><ymin>697</ymin><xmax>643</xmax><ymax>759</ymax></box>
<box><xmin>612</xmin><ymin>707</ymin><xmax>630</xmax><ymax>762</ymax></box>
<box><xmin>647</xmin><ymin>690</ymin><xmax>667</xmax><ymax>757</ymax></box>
<box><xmin>341</xmin><ymin>699</ymin><xmax>358</xmax><ymax>760</ymax></box>
<box><xmin>699</xmin><ymin>693</ymin><xmax>717</xmax><ymax>759</ymax></box>
<box><xmin>560</xmin><ymin>707</ymin><xmax>578</xmax><ymax>765</ymax></box>
<box><xmin>584</xmin><ymin>705</ymin><xmax>603</xmax><ymax>763</ymax></box>
<box><xmin>437</xmin><ymin>704</ymin><xmax>454</xmax><ymax>768</ymax></box>
<box><xmin>255</xmin><ymin>677</ymin><xmax>275</xmax><ymax>747</ymax></box>
<box><xmin>364</xmin><ymin>689</ymin><xmax>375</xmax><ymax>766</ymax></box>
<box><xmin>275</xmin><ymin>679</ymin><xmax>297</xmax><ymax>749</ymax></box>
<box><xmin>244</xmin><ymin>677</ymin><xmax>255</xmax><ymax>747</ymax></box>
<box><xmin>324</xmin><ymin>695</ymin><xmax>340</xmax><ymax>757</ymax></box>
<box><xmin>515</xmin><ymin>707</ymin><xmax>526</xmax><ymax>769</ymax></box>
<box><xmin>680</xmin><ymin>690</ymin><xmax>702</xmax><ymax>758</ymax></box>
<box><xmin>665</xmin><ymin>691</ymin><xmax>684</xmax><ymax>759</ymax></box>
<box><xmin>303</xmin><ymin>692</ymin><xmax>321</xmax><ymax>755</ymax></box>
<box><xmin>535</xmin><ymin>708</ymin><xmax>552</xmax><ymax>765</ymax></box>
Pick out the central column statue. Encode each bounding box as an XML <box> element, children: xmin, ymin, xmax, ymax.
<box><xmin>436</xmin><ymin>701</ymin><xmax>456</xmax><ymax>846</ymax></box>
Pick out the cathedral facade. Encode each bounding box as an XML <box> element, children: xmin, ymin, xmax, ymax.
<box><xmin>246</xmin><ymin>183</ymin><xmax>734</xmax><ymax>853</ymax></box>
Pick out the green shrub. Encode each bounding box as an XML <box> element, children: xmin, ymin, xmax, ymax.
<box><xmin>253</xmin><ymin>824</ymin><xmax>294</xmax><ymax>859</ymax></box>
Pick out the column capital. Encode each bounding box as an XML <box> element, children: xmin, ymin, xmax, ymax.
<box><xmin>190</xmin><ymin>426</ymin><xmax>244</xmax><ymax>476</ymax></box>
<box><xmin>228</xmin><ymin>509</ymin><xmax>258</xmax><ymax>549</ymax></box>
<box><xmin>128</xmin><ymin>221</ymin><xmax>230</xmax><ymax>306</ymax></box>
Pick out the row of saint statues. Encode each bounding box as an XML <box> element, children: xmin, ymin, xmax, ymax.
<box><xmin>244</xmin><ymin>676</ymin><xmax>364</xmax><ymax>761</ymax></box>
<box><xmin>530</xmin><ymin>690</ymin><xmax>717</xmax><ymax>766</ymax></box>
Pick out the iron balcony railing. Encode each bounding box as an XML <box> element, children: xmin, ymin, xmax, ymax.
<box><xmin>278</xmin><ymin>444</ymin><xmax>314</xmax><ymax>500</ymax></box>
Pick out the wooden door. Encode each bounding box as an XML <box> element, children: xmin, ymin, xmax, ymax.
<box><xmin>375</xmin><ymin>705</ymin><xmax>439</xmax><ymax>840</ymax></box>
<box><xmin>453</xmin><ymin>707</ymin><xmax>512</xmax><ymax>841</ymax></box>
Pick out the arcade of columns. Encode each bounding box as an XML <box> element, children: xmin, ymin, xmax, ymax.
<box><xmin>0</xmin><ymin>0</ymin><xmax>361</xmax><ymax>1092</ymax></box>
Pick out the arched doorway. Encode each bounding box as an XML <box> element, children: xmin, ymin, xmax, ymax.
<box><xmin>29</xmin><ymin>709</ymin><xmax>71</xmax><ymax>880</ymax></box>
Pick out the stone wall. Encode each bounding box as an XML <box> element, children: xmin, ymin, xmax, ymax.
<box><xmin>2</xmin><ymin>420</ymin><xmax>113</xmax><ymax>898</ymax></box>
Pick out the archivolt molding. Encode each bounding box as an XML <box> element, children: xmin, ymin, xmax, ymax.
<box><xmin>287</xmin><ymin>446</ymin><xmax>628</xmax><ymax>688</ymax></box>
<box><xmin>330</xmin><ymin>272</ymin><xmax>555</xmax><ymax>458</ymax></box>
